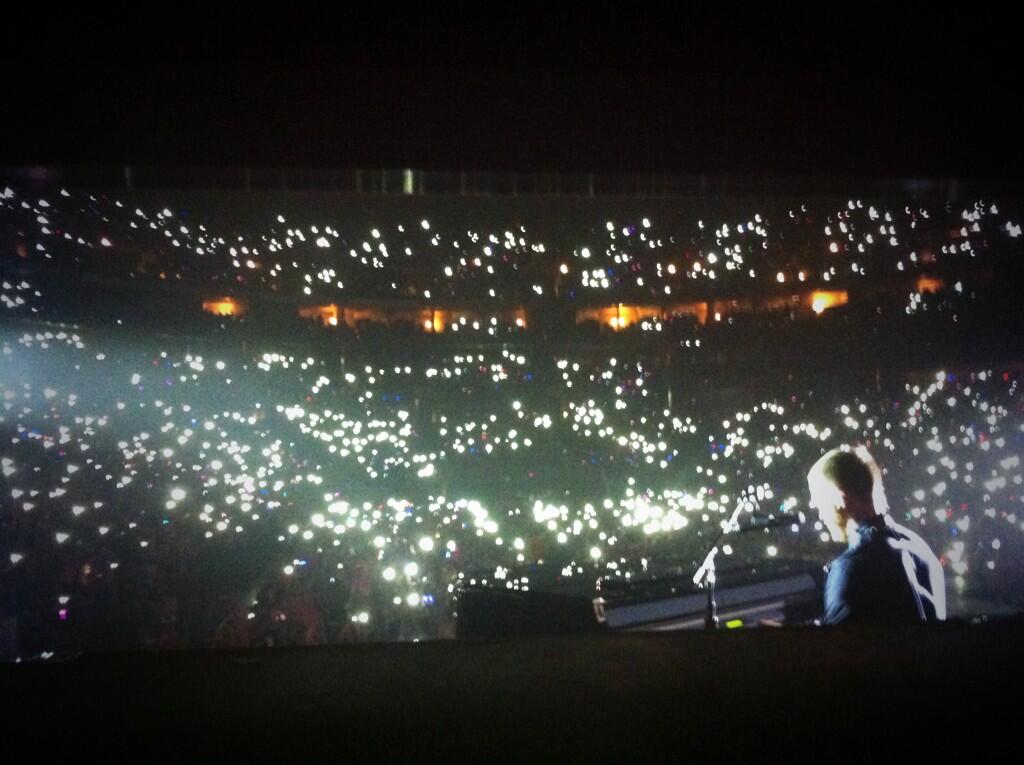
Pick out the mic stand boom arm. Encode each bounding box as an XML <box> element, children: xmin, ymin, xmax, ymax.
<box><xmin>690</xmin><ymin>497</ymin><xmax>799</xmax><ymax>631</ymax></box>
<box><xmin>693</xmin><ymin>530</ymin><xmax>726</xmax><ymax>630</ymax></box>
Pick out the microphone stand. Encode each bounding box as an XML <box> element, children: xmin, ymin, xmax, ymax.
<box><xmin>693</xmin><ymin>532</ymin><xmax>725</xmax><ymax>630</ymax></box>
<box><xmin>692</xmin><ymin>497</ymin><xmax>800</xmax><ymax>631</ymax></box>
<box><xmin>693</xmin><ymin>500</ymin><xmax>743</xmax><ymax>631</ymax></box>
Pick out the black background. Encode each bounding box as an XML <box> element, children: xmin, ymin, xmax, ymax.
<box><xmin>3</xmin><ymin>9</ymin><xmax>1023</xmax><ymax>761</ymax></box>
<box><xmin>2</xmin><ymin>7</ymin><xmax>1020</xmax><ymax>180</ymax></box>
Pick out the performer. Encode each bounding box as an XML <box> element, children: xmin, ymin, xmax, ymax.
<box><xmin>806</xmin><ymin>445</ymin><xmax>946</xmax><ymax>625</ymax></box>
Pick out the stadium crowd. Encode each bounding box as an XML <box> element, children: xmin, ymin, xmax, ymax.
<box><xmin>2</xmin><ymin>184</ymin><xmax>1023</xmax><ymax>658</ymax></box>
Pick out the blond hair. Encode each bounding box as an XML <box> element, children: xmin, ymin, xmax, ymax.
<box><xmin>808</xmin><ymin>444</ymin><xmax>889</xmax><ymax>515</ymax></box>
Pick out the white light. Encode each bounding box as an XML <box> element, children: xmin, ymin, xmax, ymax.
<box><xmin>418</xmin><ymin>537</ymin><xmax>434</xmax><ymax>552</ymax></box>
<box><xmin>383</xmin><ymin>567</ymin><xmax>396</xmax><ymax>581</ymax></box>
<box><xmin>404</xmin><ymin>562</ymin><xmax>419</xmax><ymax>577</ymax></box>
<box><xmin>407</xmin><ymin>593</ymin><xmax>421</xmax><ymax>607</ymax></box>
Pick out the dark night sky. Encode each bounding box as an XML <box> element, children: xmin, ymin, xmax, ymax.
<box><xmin>2</xmin><ymin>7</ymin><xmax>1020</xmax><ymax>180</ymax></box>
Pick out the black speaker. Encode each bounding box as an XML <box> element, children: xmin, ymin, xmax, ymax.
<box><xmin>456</xmin><ymin>586</ymin><xmax>606</xmax><ymax>639</ymax></box>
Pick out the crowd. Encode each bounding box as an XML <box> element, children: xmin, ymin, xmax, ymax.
<box><xmin>1</xmin><ymin>184</ymin><xmax>1023</xmax><ymax>659</ymax></box>
<box><xmin>2</xmin><ymin>185</ymin><xmax>1021</xmax><ymax>306</ymax></box>
<box><xmin>1</xmin><ymin>319</ymin><xmax>1022</xmax><ymax>657</ymax></box>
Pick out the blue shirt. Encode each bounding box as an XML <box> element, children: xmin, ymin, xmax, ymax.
<box><xmin>823</xmin><ymin>514</ymin><xmax>946</xmax><ymax>625</ymax></box>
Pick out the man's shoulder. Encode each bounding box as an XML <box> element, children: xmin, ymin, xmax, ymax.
<box><xmin>884</xmin><ymin>517</ymin><xmax>942</xmax><ymax>565</ymax></box>
<box><xmin>828</xmin><ymin>541</ymin><xmax>902</xmax><ymax>591</ymax></box>
<box><xmin>884</xmin><ymin>516</ymin><xmax>924</xmax><ymax>542</ymax></box>
<box><xmin>829</xmin><ymin>545</ymin><xmax>869</xmax><ymax>571</ymax></box>
<box><xmin>825</xmin><ymin>549</ymin><xmax>864</xmax><ymax>586</ymax></box>
<box><xmin>823</xmin><ymin>550</ymin><xmax>866</xmax><ymax>624</ymax></box>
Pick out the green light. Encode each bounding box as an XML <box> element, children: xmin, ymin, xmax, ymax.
<box><xmin>725</xmin><ymin>619</ymin><xmax>744</xmax><ymax>629</ymax></box>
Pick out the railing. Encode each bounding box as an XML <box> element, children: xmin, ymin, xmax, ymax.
<box><xmin>4</xmin><ymin>165</ymin><xmax>1017</xmax><ymax>200</ymax></box>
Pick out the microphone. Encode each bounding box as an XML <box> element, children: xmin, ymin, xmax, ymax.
<box><xmin>743</xmin><ymin>512</ymin><xmax>803</xmax><ymax>532</ymax></box>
